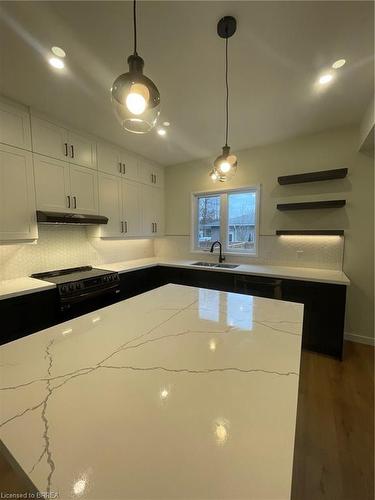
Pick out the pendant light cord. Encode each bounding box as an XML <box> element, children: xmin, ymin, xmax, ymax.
<box><xmin>133</xmin><ymin>0</ymin><xmax>138</xmax><ymax>55</ymax></box>
<box><xmin>225</xmin><ymin>37</ymin><xmax>229</xmax><ymax>147</ymax></box>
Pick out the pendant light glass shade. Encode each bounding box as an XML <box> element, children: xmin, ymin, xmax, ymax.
<box><xmin>111</xmin><ymin>1</ymin><xmax>160</xmax><ymax>134</ymax></box>
<box><xmin>210</xmin><ymin>17</ymin><xmax>238</xmax><ymax>182</ymax></box>
<box><xmin>212</xmin><ymin>145</ymin><xmax>237</xmax><ymax>182</ymax></box>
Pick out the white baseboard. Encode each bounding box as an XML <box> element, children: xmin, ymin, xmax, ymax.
<box><xmin>344</xmin><ymin>332</ymin><xmax>375</xmax><ymax>346</ymax></box>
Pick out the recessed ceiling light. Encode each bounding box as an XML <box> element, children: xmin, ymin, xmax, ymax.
<box><xmin>163</xmin><ymin>121</ymin><xmax>170</xmax><ymax>127</ymax></box>
<box><xmin>319</xmin><ymin>73</ymin><xmax>333</xmax><ymax>85</ymax></box>
<box><xmin>49</xmin><ymin>57</ymin><xmax>64</xmax><ymax>69</ymax></box>
<box><xmin>157</xmin><ymin>128</ymin><xmax>166</xmax><ymax>136</ymax></box>
<box><xmin>332</xmin><ymin>59</ymin><xmax>346</xmax><ymax>69</ymax></box>
<box><xmin>51</xmin><ymin>46</ymin><xmax>66</xmax><ymax>58</ymax></box>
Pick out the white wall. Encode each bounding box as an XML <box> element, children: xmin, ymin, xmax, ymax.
<box><xmin>158</xmin><ymin>125</ymin><xmax>374</xmax><ymax>342</ymax></box>
<box><xmin>0</xmin><ymin>226</ymin><xmax>154</xmax><ymax>280</ymax></box>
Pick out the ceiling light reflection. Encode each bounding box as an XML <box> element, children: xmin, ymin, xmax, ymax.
<box><xmin>214</xmin><ymin>419</ymin><xmax>229</xmax><ymax>445</ymax></box>
<box><xmin>332</xmin><ymin>59</ymin><xmax>346</xmax><ymax>69</ymax></box>
<box><xmin>51</xmin><ymin>46</ymin><xmax>66</xmax><ymax>58</ymax></box>
<box><xmin>160</xmin><ymin>388</ymin><xmax>169</xmax><ymax>400</ymax></box>
<box><xmin>318</xmin><ymin>73</ymin><xmax>333</xmax><ymax>85</ymax></box>
<box><xmin>49</xmin><ymin>57</ymin><xmax>64</xmax><ymax>69</ymax></box>
<box><xmin>209</xmin><ymin>339</ymin><xmax>217</xmax><ymax>352</ymax></box>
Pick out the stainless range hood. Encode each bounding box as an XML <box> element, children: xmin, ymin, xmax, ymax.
<box><xmin>36</xmin><ymin>211</ymin><xmax>109</xmax><ymax>225</ymax></box>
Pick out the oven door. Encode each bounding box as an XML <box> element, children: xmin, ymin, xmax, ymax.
<box><xmin>59</xmin><ymin>283</ymin><xmax>120</xmax><ymax>317</ymax></box>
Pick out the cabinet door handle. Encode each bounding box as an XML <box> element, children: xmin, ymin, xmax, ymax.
<box><xmin>67</xmin><ymin>195</ymin><xmax>71</xmax><ymax>208</ymax></box>
<box><xmin>119</xmin><ymin>162</ymin><xmax>122</xmax><ymax>174</ymax></box>
<box><xmin>70</xmin><ymin>144</ymin><xmax>74</xmax><ymax>158</ymax></box>
<box><xmin>121</xmin><ymin>221</ymin><xmax>124</xmax><ymax>233</ymax></box>
<box><xmin>73</xmin><ymin>196</ymin><xmax>77</xmax><ymax>209</ymax></box>
<box><xmin>155</xmin><ymin>222</ymin><xmax>157</xmax><ymax>233</ymax></box>
<box><xmin>124</xmin><ymin>221</ymin><xmax>128</xmax><ymax>233</ymax></box>
<box><xmin>64</xmin><ymin>143</ymin><xmax>68</xmax><ymax>157</ymax></box>
<box><xmin>151</xmin><ymin>222</ymin><xmax>154</xmax><ymax>233</ymax></box>
<box><xmin>122</xmin><ymin>163</ymin><xmax>126</xmax><ymax>175</ymax></box>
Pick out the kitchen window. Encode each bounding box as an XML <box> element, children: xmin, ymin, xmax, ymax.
<box><xmin>192</xmin><ymin>186</ymin><xmax>260</xmax><ymax>256</ymax></box>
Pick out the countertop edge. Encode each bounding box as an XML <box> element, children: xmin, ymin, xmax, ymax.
<box><xmin>0</xmin><ymin>259</ymin><xmax>350</xmax><ymax>301</ymax></box>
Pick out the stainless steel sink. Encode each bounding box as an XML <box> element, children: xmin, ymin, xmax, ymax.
<box><xmin>192</xmin><ymin>262</ymin><xmax>239</xmax><ymax>269</ymax></box>
<box><xmin>192</xmin><ymin>261</ymin><xmax>218</xmax><ymax>267</ymax></box>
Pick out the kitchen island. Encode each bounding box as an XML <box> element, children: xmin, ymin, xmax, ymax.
<box><xmin>1</xmin><ymin>284</ymin><xmax>304</xmax><ymax>499</ymax></box>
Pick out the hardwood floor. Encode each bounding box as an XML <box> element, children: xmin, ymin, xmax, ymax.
<box><xmin>1</xmin><ymin>341</ymin><xmax>374</xmax><ymax>499</ymax></box>
<box><xmin>292</xmin><ymin>341</ymin><xmax>374</xmax><ymax>500</ymax></box>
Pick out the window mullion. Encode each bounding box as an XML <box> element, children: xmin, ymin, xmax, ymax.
<box><xmin>220</xmin><ymin>193</ymin><xmax>228</xmax><ymax>250</ymax></box>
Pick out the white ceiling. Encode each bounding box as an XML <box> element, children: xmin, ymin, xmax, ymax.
<box><xmin>0</xmin><ymin>1</ymin><xmax>373</xmax><ymax>166</ymax></box>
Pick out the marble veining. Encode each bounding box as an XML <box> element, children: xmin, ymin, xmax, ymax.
<box><xmin>0</xmin><ymin>284</ymin><xmax>304</xmax><ymax>499</ymax></box>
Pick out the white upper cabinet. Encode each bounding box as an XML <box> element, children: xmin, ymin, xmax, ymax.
<box><xmin>152</xmin><ymin>186</ymin><xmax>164</xmax><ymax>235</ymax></box>
<box><xmin>122</xmin><ymin>179</ymin><xmax>142</xmax><ymax>236</ymax></box>
<box><xmin>141</xmin><ymin>184</ymin><xmax>164</xmax><ymax>237</ymax></box>
<box><xmin>0</xmin><ymin>144</ymin><xmax>37</xmax><ymax>240</ymax></box>
<box><xmin>97</xmin><ymin>141</ymin><xmax>122</xmax><ymax>177</ymax></box>
<box><xmin>31</xmin><ymin>116</ymin><xmax>69</xmax><ymax>161</ymax></box>
<box><xmin>33</xmin><ymin>154</ymin><xmax>70</xmax><ymax>212</ymax></box>
<box><xmin>31</xmin><ymin>116</ymin><xmax>97</xmax><ymax>169</ymax></box>
<box><xmin>139</xmin><ymin>159</ymin><xmax>164</xmax><ymax>187</ymax></box>
<box><xmin>120</xmin><ymin>150</ymin><xmax>139</xmax><ymax>181</ymax></box>
<box><xmin>98</xmin><ymin>172</ymin><xmax>123</xmax><ymax>237</ymax></box>
<box><xmin>69</xmin><ymin>164</ymin><xmax>98</xmax><ymax>214</ymax></box>
<box><xmin>0</xmin><ymin>98</ymin><xmax>31</xmax><ymax>151</ymax></box>
<box><xmin>97</xmin><ymin>141</ymin><xmax>139</xmax><ymax>181</ymax></box>
<box><xmin>68</xmin><ymin>130</ymin><xmax>97</xmax><ymax>170</ymax></box>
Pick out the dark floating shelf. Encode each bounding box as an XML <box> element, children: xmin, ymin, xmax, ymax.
<box><xmin>276</xmin><ymin>229</ymin><xmax>344</xmax><ymax>236</ymax></box>
<box><xmin>277</xmin><ymin>200</ymin><xmax>346</xmax><ymax>211</ymax></box>
<box><xmin>278</xmin><ymin>168</ymin><xmax>348</xmax><ymax>185</ymax></box>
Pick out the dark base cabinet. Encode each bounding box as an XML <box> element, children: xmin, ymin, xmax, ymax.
<box><xmin>157</xmin><ymin>267</ymin><xmax>346</xmax><ymax>359</ymax></box>
<box><xmin>1</xmin><ymin>265</ymin><xmax>347</xmax><ymax>359</ymax></box>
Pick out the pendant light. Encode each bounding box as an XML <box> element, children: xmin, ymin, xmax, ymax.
<box><xmin>210</xmin><ymin>16</ymin><xmax>238</xmax><ymax>182</ymax></box>
<box><xmin>111</xmin><ymin>0</ymin><xmax>160</xmax><ymax>134</ymax></box>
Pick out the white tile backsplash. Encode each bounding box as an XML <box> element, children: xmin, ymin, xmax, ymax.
<box><xmin>0</xmin><ymin>226</ymin><xmax>154</xmax><ymax>280</ymax></box>
<box><xmin>0</xmin><ymin>228</ymin><xmax>344</xmax><ymax>282</ymax></box>
<box><xmin>154</xmin><ymin>235</ymin><xmax>344</xmax><ymax>270</ymax></box>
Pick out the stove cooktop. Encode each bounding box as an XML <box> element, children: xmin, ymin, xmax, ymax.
<box><xmin>31</xmin><ymin>266</ymin><xmax>115</xmax><ymax>284</ymax></box>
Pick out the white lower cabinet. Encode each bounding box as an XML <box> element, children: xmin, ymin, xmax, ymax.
<box><xmin>98</xmin><ymin>172</ymin><xmax>123</xmax><ymax>237</ymax></box>
<box><xmin>34</xmin><ymin>155</ymin><xmax>98</xmax><ymax>215</ymax></box>
<box><xmin>70</xmin><ymin>164</ymin><xmax>98</xmax><ymax>214</ymax></box>
<box><xmin>0</xmin><ymin>144</ymin><xmax>37</xmax><ymax>240</ymax></box>
<box><xmin>34</xmin><ymin>154</ymin><xmax>70</xmax><ymax>212</ymax></box>
<box><xmin>122</xmin><ymin>179</ymin><xmax>141</xmax><ymax>236</ymax></box>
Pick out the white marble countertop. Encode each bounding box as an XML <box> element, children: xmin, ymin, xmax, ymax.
<box><xmin>103</xmin><ymin>257</ymin><xmax>350</xmax><ymax>285</ymax></box>
<box><xmin>0</xmin><ymin>257</ymin><xmax>349</xmax><ymax>301</ymax></box>
<box><xmin>0</xmin><ymin>277</ymin><xmax>56</xmax><ymax>300</ymax></box>
<box><xmin>0</xmin><ymin>284</ymin><xmax>303</xmax><ymax>499</ymax></box>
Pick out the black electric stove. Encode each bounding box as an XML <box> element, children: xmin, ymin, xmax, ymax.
<box><xmin>31</xmin><ymin>266</ymin><xmax>120</xmax><ymax>310</ymax></box>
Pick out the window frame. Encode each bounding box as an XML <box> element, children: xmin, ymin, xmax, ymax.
<box><xmin>191</xmin><ymin>185</ymin><xmax>261</xmax><ymax>257</ymax></box>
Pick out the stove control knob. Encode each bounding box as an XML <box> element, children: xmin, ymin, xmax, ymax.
<box><xmin>69</xmin><ymin>284</ymin><xmax>75</xmax><ymax>291</ymax></box>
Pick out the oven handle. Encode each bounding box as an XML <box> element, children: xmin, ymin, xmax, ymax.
<box><xmin>60</xmin><ymin>284</ymin><xmax>120</xmax><ymax>303</ymax></box>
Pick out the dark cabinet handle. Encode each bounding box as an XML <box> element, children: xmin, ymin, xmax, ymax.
<box><xmin>119</xmin><ymin>162</ymin><xmax>122</xmax><ymax>173</ymax></box>
<box><xmin>70</xmin><ymin>144</ymin><xmax>74</xmax><ymax>158</ymax></box>
<box><xmin>121</xmin><ymin>221</ymin><xmax>124</xmax><ymax>233</ymax></box>
<box><xmin>67</xmin><ymin>195</ymin><xmax>71</xmax><ymax>208</ymax></box>
<box><xmin>64</xmin><ymin>143</ymin><xmax>68</xmax><ymax>157</ymax></box>
<box><xmin>155</xmin><ymin>222</ymin><xmax>157</xmax><ymax>233</ymax></box>
<box><xmin>73</xmin><ymin>196</ymin><xmax>77</xmax><ymax>209</ymax></box>
<box><xmin>123</xmin><ymin>163</ymin><xmax>126</xmax><ymax>175</ymax></box>
<box><xmin>124</xmin><ymin>221</ymin><xmax>128</xmax><ymax>233</ymax></box>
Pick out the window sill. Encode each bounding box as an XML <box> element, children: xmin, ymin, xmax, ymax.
<box><xmin>191</xmin><ymin>249</ymin><xmax>258</xmax><ymax>258</ymax></box>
